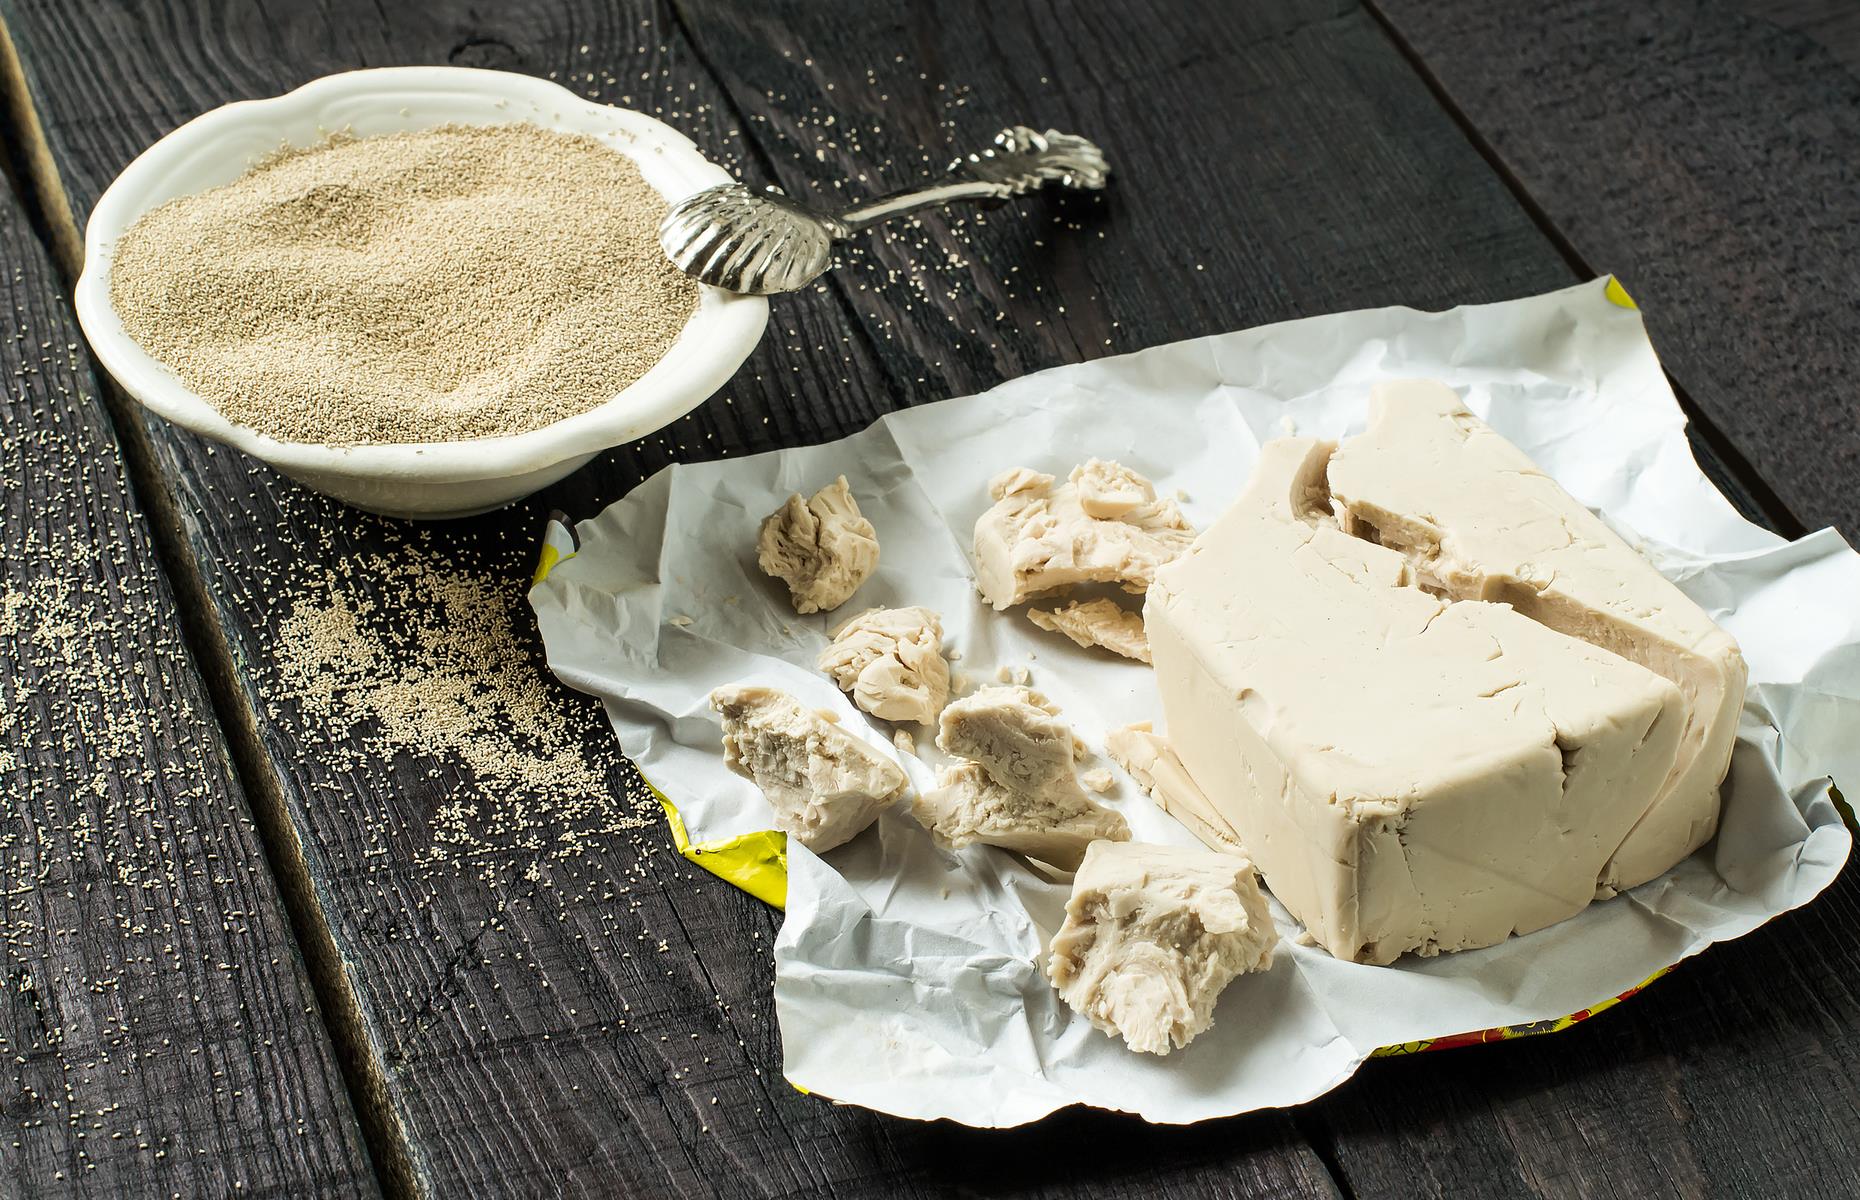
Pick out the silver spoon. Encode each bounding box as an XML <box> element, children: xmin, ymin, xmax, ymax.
<box><xmin>660</xmin><ymin>126</ymin><xmax>1109</xmax><ymax>295</ymax></box>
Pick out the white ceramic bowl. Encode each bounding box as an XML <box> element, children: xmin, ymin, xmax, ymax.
<box><xmin>74</xmin><ymin>67</ymin><xmax>768</xmax><ymax>519</ymax></box>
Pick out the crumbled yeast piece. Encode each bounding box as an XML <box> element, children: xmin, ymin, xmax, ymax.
<box><xmin>1047</xmin><ymin>841</ymin><xmax>1276</xmax><ymax>1055</ymax></box>
<box><xmin>816</xmin><ymin>606</ymin><xmax>950</xmax><ymax>726</ymax></box>
<box><xmin>1071</xmin><ymin>458</ymin><xmax>1155</xmax><ymax>519</ymax></box>
<box><xmin>936</xmin><ymin>686</ymin><xmax>1073</xmax><ymax>796</ymax></box>
<box><xmin>1102</xmin><ymin>725</ymin><xmax>1247</xmax><ymax>853</ymax></box>
<box><xmin>913</xmin><ymin>761</ymin><xmax>1127</xmax><ymax>870</ymax></box>
<box><xmin>1027</xmin><ymin>598</ymin><xmax>1151</xmax><ymax>663</ymax></box>
<box><xmin>708</xmin><ymin>684</ymin><xmax>905</xmax><ymax>852</ymax></box>
<box><xmin>892</xmin><ymin>728</ymin><xmax>916</xmax><ymax>755</ymax></box>
<box><xmin>757</xmin><ymin>476</ymin><xmax>879</xmax><ymax>614</ymax></box>
<box><xmin>1079</xmin><ymin>767</ymin><xmax>1114</xmax><ymax>793</ymax></box>
<box><xmin>911</xmin><ymin>685</ymin><xmax>1128</xmax><ymax>868</ymax></box>
<box><xmin>971</xmin><ymin>461</ymin><xmax>1193</xmax><ymax>609</ymax></box>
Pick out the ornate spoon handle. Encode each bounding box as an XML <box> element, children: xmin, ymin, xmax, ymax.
<box><xmin>830</xmin><ymin>127</ymin><xmax>1110</xmax><ymax>234</ymax></box>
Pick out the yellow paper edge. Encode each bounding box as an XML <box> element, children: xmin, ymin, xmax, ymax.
<box><xmin>1604</xmin><ymin>276</ymin><xmax>1639</xmax><ymax>309</ymax></box>
<box><xmin>531</xmin><ymin>515</ymin><xmax>580</xmax><ymax>587</ymax></box>
<box><xmin>531</xmin><ymin>542</ymin><xmax>564</xmax><ymax>587</ymax></box>
<box><xmin>652</xmin><ymin>786</ymin><xmax>788</xmax><ymax>910</ymax></box>
<box><xmin>1371</xmin><ymin>966</ymin><xmax>1671</xmax><ymax>1056</ymax></box>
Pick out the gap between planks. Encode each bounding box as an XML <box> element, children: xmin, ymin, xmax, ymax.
<box><xmin>1359</xmin><ymin>0</ymin><xmax>1807</xmax><ymax>540</ymax></box>
<box><xmin>0</xmin><ymin>15</ymin><xmax>417</xmax><ymax>1199</ymax></box>
<box><xmin>1290</xmin><ymin>1109</ymin><xmax>1360</xmax><ymax>1200</ymax></box>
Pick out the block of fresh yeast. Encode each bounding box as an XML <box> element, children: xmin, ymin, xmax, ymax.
<box><xmin>1146</xmin><ymin>408</ymin><xmax>1730</xmax><ymax>963</ymax></box>
<box><xmin>1326</xmin><ymin>381</ymin><xmax>1747</xmax><ymax>894</ymax></box>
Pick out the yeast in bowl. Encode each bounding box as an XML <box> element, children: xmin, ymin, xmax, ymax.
<box><xmin>74</xmin><ymin>67</ymin><xmax>768</xmax><ymax>518</ymax></box>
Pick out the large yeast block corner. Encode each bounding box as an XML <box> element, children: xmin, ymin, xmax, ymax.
<box><xmin>1147</xmin><ymin>405</ymin><xmax>1737</xmax><ymax>964</ymax></box>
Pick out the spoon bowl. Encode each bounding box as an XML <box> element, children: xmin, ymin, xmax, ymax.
<box><xmin>659</xmin><ymin>126</ymin><xmax>1108</xmax><ymax>295</ymax></box>
<box><xmin>660</xmin><ymin>185</ymin><xmax>841</xmax><ymax>295</ymax></box>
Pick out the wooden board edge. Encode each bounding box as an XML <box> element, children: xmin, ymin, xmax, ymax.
<box><xmin>0</xmin><ymin>9</ymin><xmax>419</xmax><ymax>1196</ymax></box>
<box><xmin>1359</xmin><ymin>0</ymin><xmax>1807</xmax><ymax>539</ymax></box>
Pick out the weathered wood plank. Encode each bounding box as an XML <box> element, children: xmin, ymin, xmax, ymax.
<box><xmin>671</xmin><ymin>0</ymin><xmax>1791</xmax><ymax>534</ymax></box>
<box><xmin>676</xmin><ymin>0</ymin><xmax>1576</xmax><ymax>395</ymax></box>
<box><xmin>0</xmin><ymin>1</ymin><xmax>1339</xmax><ymax>1196</ymax></box>
<box><xmin>666</xmin><ymin>2</ymin><xmax>1860</xmax><ymax>1198</ymax></box>
<box><xmin>1374</xmin><ymin>0</ymin><xmax>1860</xmax><ymax>540</ymax></box>
<box><xmin>1302</xmin><ymin>870</ymin><xmax>1860</xmax><ymax>1200</ymax></box>
<box><xmin>0</xmin><ymin>100</ymin><xmax>376</xmax><ymax>1200</ymax></box>
<box><xmin>1735</xmin><ymin>0</ymin><xmax>1860</xmax><ymax>74</ymax></box>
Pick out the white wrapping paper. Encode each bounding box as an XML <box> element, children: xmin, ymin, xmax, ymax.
<box><xmin>531</xmin><ymin>279</ymin><xmax>1856</xmax><ymax>1125</ymax></box>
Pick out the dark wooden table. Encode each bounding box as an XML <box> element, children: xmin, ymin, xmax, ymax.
<box><xmin>2</xmin><ymin>1</ymin><xmax>1856</xmax><ymax>1196</ymax></box>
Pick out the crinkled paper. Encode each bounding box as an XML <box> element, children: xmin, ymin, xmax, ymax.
<box><xmin>531</xmin><ymin>279</ymin><xmax>1856</xmax><ymax>1125</ymax></box>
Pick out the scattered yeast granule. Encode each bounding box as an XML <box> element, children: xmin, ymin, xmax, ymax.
<box><xmin>108</xmin><ymin>123</ymin><xmax>698</xmax><ymax>446</ymax></box>
<box><xmin>270</xmin><ymin>536</ymin><xmax>653</xmax><ymax>885</ymax></box>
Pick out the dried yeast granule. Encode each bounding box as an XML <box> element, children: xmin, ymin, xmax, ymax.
<box><xmin>269</xmin><ymin>540</ymin><xmax>653</xmax><ymax>886</ymax></box>
<box><xmin>108</xmin><ymin>123</ymin><xmax>698</xmax><ymax>446</ymax></box>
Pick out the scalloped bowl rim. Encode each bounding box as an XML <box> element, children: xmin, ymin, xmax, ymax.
<box><xmin>73</xmin><ymin>66</ymin><xmax>768</xmax><ymax>483</ymax></box>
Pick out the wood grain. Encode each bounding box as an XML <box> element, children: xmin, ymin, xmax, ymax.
<box><xmin>675</xmin><ymin>0</ymin><xmax>1577</xmax><ymax>396</ymax></box>
<box><xmin>0</xmin><ymin>109</ymin><xmax>375</xmax><ymax>1199</ymax></box>
<box><xmin>1304</xmin><ymin>871</ymin><xmax>1860</xmax><ymax>1200</ymax></box>
<box><xmin>670</xmin><ymin>0</ymin><xmax>1789</xmax><ymax>533</ymax></box>
<box><xmin>1374</xmin><ymin>0</ymin><xmax>1860</xmax><ymax>540</ymax></box>
<box><xmin>0</xmin><ymin>1</ymin><xmax>1339</xmax><ymax>1196</ymax></box>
